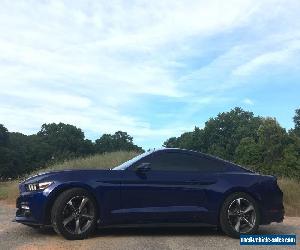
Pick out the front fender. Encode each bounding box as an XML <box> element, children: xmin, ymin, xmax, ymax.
<box><xmin>43</xmin><ymin>181</ymin><xmax>99</xmax><ymax>225</ymax></box>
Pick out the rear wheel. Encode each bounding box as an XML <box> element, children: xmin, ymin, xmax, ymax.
<box><xmin>51</xmin><ymin>188</ymin><xmax>97</xmax><ymax>240</ymax></box>
<box><xmin>220</xmin><ymin>192</ymin><xmax>259</xmax><ymax>238</ymax></box>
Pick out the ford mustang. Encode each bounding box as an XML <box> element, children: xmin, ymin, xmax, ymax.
<box><xmin>15</xmin><ymin>148</ymin><xmax>284</xmax><ymax>240</ymax></box>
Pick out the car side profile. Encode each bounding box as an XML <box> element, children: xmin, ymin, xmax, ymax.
<box><xmin>15</xmin><ymin>148</ymin><xmax>284</xmax><ymax>240</ymax></box>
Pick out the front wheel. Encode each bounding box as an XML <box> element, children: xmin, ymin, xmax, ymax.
<box><xmin>51</xmin><ymin>188</ymin><xmax>97</xmax><ymax>240</ymax></box>
<box><xmin>220</xmin><ymin>192</ymin><xmax>260</xmax><ymax>238</ymax></box>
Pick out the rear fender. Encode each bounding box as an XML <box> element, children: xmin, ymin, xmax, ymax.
<box><xmin>216</xmin><ymin>187</ymin><xmax>263</xmax><ymax>225</ymax></box>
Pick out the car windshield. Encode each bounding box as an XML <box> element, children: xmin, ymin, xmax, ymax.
<box><xmin>112</xmin><ymin>150</ymin><xmax>153</xmax><ymax>170</ymax></box>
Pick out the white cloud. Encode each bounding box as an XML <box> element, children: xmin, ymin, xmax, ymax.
<box><xmin>243</xmin><ymin>98</ymin><xmax>254</xmax><ymax>105</ymax></box>
<box><xmin>0</xmin><ymin>0</ymin><xmax>299</xmax><ymax>147</ymax></box>
<box><xmin>233</xmin><ymin>40</ymin><xmax>300</xmax><ymax>76</ymax></box>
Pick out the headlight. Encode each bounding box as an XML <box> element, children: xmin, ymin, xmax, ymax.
<box><xmin>26</xmin><ymin>181</ymin><xmax>53</xmax><ymax>191</ymax></box>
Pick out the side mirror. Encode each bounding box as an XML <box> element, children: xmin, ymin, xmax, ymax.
<box><xmin>136</xmin><ymin>162</ymin><xmax>151</xmax><ymax>173</ymax></box>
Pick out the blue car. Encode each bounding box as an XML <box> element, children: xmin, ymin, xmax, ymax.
<box><xmin>15</xmin><ymin>148</ymin><xmax>284</xmax><ymax>240</ymax></box>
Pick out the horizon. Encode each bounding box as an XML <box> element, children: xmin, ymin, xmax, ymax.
<box><xmin>0</xmin><ymin>1</ymin><xmax>299</xmax><ymax>149</ymax></box>
<box><xmin>2</xmin><ymin>105</ymin><xmax>298</xmax><ymax>150</ymax></box>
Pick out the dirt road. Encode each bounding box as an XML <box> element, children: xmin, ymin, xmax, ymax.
<box><xmin>0</xmin><ymin>202</ymin><xmax>299</xmax><ymax>250</ymax></box>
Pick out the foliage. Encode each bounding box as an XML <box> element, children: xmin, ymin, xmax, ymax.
<box><xmin>0</xmin><ymin>181</ymin><xmax>19</xmax><ymax>203</ymax></box>
<box><xmin>234</xmin><ymin>137</ymin><xmax>262</xmax><ymax>169</ymax></box>
<box><xmin>1</xmin><ymin>162</ymin><xmax>299</xmax><ymax>217</ymax></box>
<box><xmin>37</xmin><ymin>151</ymin><xmax>138</xmax><ymax>173</ymax></box>
<box><xmin>294</xmin><ymin>108</ymin><xmax>300</xmax><ymax>136</ymax></box>
<box><xmin>278</xmin><ymin>178</ymin><xmax>300</xmax><ymax>216</ymax></box>
<box><xmin>1</xmin><ymin>107</ymin><xmax>299</xmax><ymax>179</ymax></box>
<box><xmin>95</xmin><ymin>131</ymin><xmax>143</xmax><ymax>153</ymax></box>
<box><xmin>202</xmin><ymin>107</ymin><xmax>262</xmax><ymax>160</ymax></box>
<box><xmin>37</xmin><ymin>123</ymin><xmax>93</xmax><ymax>159</ymax></box>
<box><xmin>0</xmin><ymin>151</ymin><xmax>138</xmax><ymax>204</ymax></box>
<box><xmin>0</xmin><ymin>124</ymin><xmax>9</xmax><ymax>146</ymax></box>
<box><xmin>0</xmin><ymin>123</ymin><xmax>142</xmax><ymax>179</ymax></box>
<box><xmin>257</xmin><ymin>118</ymin><xmax>286</xmax><ymax>166</ymax></box>
<box><xmin>164</xmin><ymin>107</ymin><xmax>300</xmax><ymax>179</ymax></box>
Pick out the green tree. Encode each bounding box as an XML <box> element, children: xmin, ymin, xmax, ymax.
<box><xmin>191</xmin><ymin>127</ymin><xmax>205</xmax><ymax>151</ymax></box>
<box><xmin>257</xmin><ymin>118</ymin><xmax>286</xmax><ymax>166</ymax></box>
<box><xmin>0</xmin><ymin>124</ymin><xmax>9</xmax><ymax>146</ymax></box>
<box><xmin>163</xmin><ymin>108</ymin><xmax>263</xmax><ymax>161</ymax></box>
<box><xmin>234</xmin><ymin>137</ymin><xmax>263</xmax><ymax>169</ymax></box>
<box><xmin>0</xmin><ymin>125</ymin><xmax>23</xmax><ymax>178</ymax></box>
<box><xmin>0</xmin><ymin>147</ymin><xmax>20</xmax><ymax>178</ymax></box>
<box><xmin>293</xmin><ymin>108</ymin><xmax>300</xmax><ymax>136</ymax></box>
<box><xmin>202</xmin><ymin>107</ymin><xmax>262</xmax><ymax>160</ymax></box>
<box><xmin>175</xmin><ymin>132</ymin><xmax>194</xmax><ymax>149</ymax></box>
<box><xmin>37</xmin><ymin>123</ymin><xmax>92</xmax><ymax>159</ymax></box>
<box><xmin>163</xmin><ymin>137</ymin><xmax>179</xmax><ymax>148</ymax></box>
<box><xmin>9</xmin><ymin>133</ymin><xmax>53</xmax><ymax>174</ymax></box>
<box><xmin>163</xmin><ymin>107</ymin><xmax>300</xmax><ymax>179</ymax></box>
<box><xmin>281</xmin><ymin>133</ymin><xmax>300</xmax><ymax>179</ymax></box>
<box><xmin>1</xmin><ymin>123</ymin><xmax>145</xmax><ymax>178</ymax></box>
<box><xmin>95</xmin><ymin>131</ymin><xmax>143</xmax><ymax>153</ymax></box>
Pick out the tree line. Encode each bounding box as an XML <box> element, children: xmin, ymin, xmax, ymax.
<box><xmin>1</xmin><ymin>107</ymin><xmax>299</xmax><ymax>179</ymax></box>
<box><xmin>0</xmin><ymin>123</ymin><xmax>143</xmax><ymax>178</ymax></box>
<box><xmin>164</xmin><ymin>107</ymin><xmax>300</xmax><ymax>179</ymax></box>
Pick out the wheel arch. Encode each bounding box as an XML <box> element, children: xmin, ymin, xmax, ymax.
<box><xmin>43</xmin><ymin>183</ymin><xmax>99</xmax><ymax>225</ymax></box>
<box><xmin>217</xmin><ymin>187</ymin><xmax>262</xmax><ymax>226</ymax></box>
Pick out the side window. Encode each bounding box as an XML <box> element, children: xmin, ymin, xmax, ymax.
<box><xmin>130</xmin><ymin>154</ymin><xmax>153</xmax><ymax>170</ymax></box>
<box><xmin>138</xmin><ymin>152</ymin><xmax>226</xmax><ymax>172</ymax></box>
<box><xmin>150</xmin><ymin>152</ymin><xmax>183</xmax><ymax>171</ymax></box>
<box><xmin>195</xmin><ymin>156</ymin><xmax>226</xmax><ymax>172</ymax></box>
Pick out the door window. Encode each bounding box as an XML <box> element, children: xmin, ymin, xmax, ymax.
<box><xmin>144</xmin><ymin>151</ymin><xmax>225</xmax><ymax>172</ymax></box>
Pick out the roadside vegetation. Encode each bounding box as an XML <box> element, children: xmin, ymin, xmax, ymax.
<box><xmin>1</xmin><ymin>107</ymin><xmax>299</xmax><ymax>180</ymax></box>
<box><xmin>0</xmin><ymin>107</ymin><xmax>299</xmax><ymax>216</ymax></box>
<box><xmin>0</xmin><ymin>151</ymin><xmax>299</xmax><ymax>217</ymax></box>
<box><xmin>164</xmin><ymin>107</ymin><xmax>300</xmax><ymax>180</ymax></box>
<box><xmin>33</xmin><ymin>151</ymin><xmax>138</xmax><ymax>173</ymax></box>
<box><xmin>0</xmin><ymin>181</ymin><xmax>18</xmax><ymax>203</ymax></box>
<box><xmin>0</xmin><ymin>125</ymin><xmax>143</xmax><ymax>179</ymax></box>
<box><xmin>0</xmin><ymin>151</ymin><xmax>138</xmax><ymax>204</ymax></box>
<box><xmin>278</xmin><ymin>178</ymin><xmax>300</xmax><ymax>217</ymax></box>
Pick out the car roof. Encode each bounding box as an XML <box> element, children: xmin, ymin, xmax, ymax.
<box><xmin>152</xmin><ymin>148</ymin><xmax>213</xmax><ymax>158</ymax></box>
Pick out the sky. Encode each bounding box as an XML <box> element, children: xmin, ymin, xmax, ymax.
<box><xmin>0</xmin><ymin>0</ymin><xmax>300</xmax><ymax>149</ymax></box>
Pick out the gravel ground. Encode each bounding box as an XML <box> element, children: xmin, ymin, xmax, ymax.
<box><xmin>0</xmin><ymin>202</ymin><xmax>299</xmax><ymax>250</ymax></box>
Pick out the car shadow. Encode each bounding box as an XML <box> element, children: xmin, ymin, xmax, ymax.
<box><xmin>34</xmin><ymin>222</ymin><xmax>296</xmax><ymax>239</ymax></box>
<box><xmin>259</xmin><ymin>223</ymin><xmax>299</xmax><ymax>235</ymax></box>
<box><xmin>35</xmin><ymin>225</ymin><xmax>223</xmax><ymax>237</ymax></box>
<box><xmin>93</xmin><ymin>226</ymin><xmax>222</xmax><ymax>237</ymax></box>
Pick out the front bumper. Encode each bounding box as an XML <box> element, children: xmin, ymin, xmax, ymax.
<box><xmin>15</xmin><ymin>191</ymin><xmax>48</xmax><ymax>226</ymax></box>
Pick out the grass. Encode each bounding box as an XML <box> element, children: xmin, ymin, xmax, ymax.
<box><xmin>0</xmin><ymin>181</ymin><xmax>19</xmax><ymax>204</ymax></box>
<box><xmin>0</xmin><ymin>151</ymin><xmax>299</xmax><ymax>217</ymax></box>
<box><xmin>278</xmin><ymin>178</ymin><xmax>300</xmax><ymax>217</ymax></box>
<box><xmin>36</xmin><ymin>150</ymin><xmax>139</xmax><ymax>173</ymax></box>
<box><xmin>0</xmin><ymin>151</ymin><xmax>139</xmax><ymax>204</ymax></box>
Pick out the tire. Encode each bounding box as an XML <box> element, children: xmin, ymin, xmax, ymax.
<box><xmin>220</xmin><ymin>192</ymin><xmax>260</xmax><ymax>238</ymax></box>
<box><xmin>51</xmin><ymin>188</ymin><xmax>97</xmax><ymax>240</ymax></box>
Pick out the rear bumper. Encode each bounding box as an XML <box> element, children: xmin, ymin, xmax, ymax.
<box><xmin>260</xmin><ymin>207</ymin><xmax>284</xmax><ymax>225</ymax></box>
<box><xmin>257</xmin><ymin>176</ymin><xmax>285</xmax><ymax>225</ymax></box>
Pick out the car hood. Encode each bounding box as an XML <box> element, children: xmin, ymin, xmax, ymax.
<box><xmin>21</xmin><ymin>169</ymin><xmax>113</xmax><ymax>184</ymax></box>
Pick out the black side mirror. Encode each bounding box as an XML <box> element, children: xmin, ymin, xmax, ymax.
<box><xmin>136</xmin><ymin>162</ymin><xmax>151</xmax><ymax>173</ymax></box>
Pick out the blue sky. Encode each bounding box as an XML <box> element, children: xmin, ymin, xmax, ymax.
<box><xmin>0</xmin><ymin>0</ymin><xmax>299</xmax><ymax>149</ymax></box>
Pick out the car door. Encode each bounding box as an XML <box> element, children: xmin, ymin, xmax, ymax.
<box><xmin>116</xmin><ymin>151</ymin><xmax>220</xmax><ymax>224</ymax></box>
